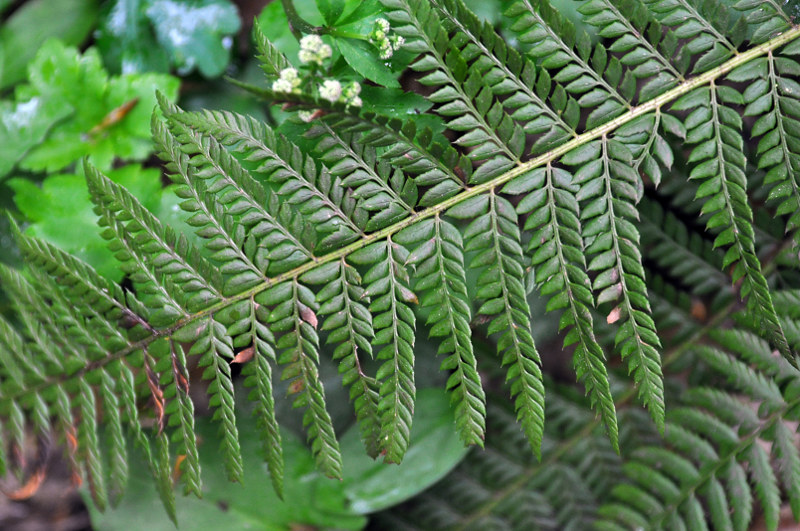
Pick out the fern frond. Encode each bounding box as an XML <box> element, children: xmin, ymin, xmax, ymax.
<box><xmin>396</xmin><ymin>214</ymin><xmax>487</xmax><ymax>446</ymax></box>
<box><xmin>450</xmin><ymin>191</ymin><xmax>545</xmax><ymax>455</ymax></box>
<box><xmin>3</xmin><ymin>2</ymin><xmax>800</xmax><ymax>524</ymax></box>
<box><xmin>581</xmin><ymin>0</ymin><xmax>683</xmax><ymax>101</ymax></box>
<box><xmin>350</xmin><ymin>238</ymin><xmax>416</xmax><ymax>463</ymax></box>
<box><xmin>598</xmin><ymin>327</ymin><xmax>800</xmax><ymax>530</ymax></box>
<box><xmin>163</xmin><ymin>102</ymin><xmax>365</xmax><ymax>252</ymax></box>
<box><xmin>671</xmin><ymin>82</ymin><xmax>792</xmax><ymax>361</ymax></box>
<box><xmin>385</xmin><ymin>0</ymin><xmax>525</xmax><ymax>184</ymax></box>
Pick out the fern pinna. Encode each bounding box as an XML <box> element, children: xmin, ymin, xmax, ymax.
<box><xmin>2</xmin><ymin>0</ymin><xmax>800</xmax><ymax>528</ymax></box>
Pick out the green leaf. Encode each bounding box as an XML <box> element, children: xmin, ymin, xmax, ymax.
<box><xmin>85</xmin><ymin>418</ymin><xmax>366</xmax><ymax>531</ymax></box>
<box><xmin>100</xmin><ymin>0</ymin><xmax>244</xmax><ymax>76</ymax></box>
<box><xmin>95</xmin><ymin>0</ymin><xmax>170</xmax><ymax>74</ymax></box>
<box><xmin>336</xmin><ymin>38</ymin><xmax>401</xmax><ymax>88</ymax></box>
<box><xmin>0</xmin><ymin>98</ymin><xmax>72</xmax><ymax>180</ymax></box>
<box><xmin>10</xmin><ymin>40</ymin><xmax>179</xmax><ymax>172</ymax></box>
<box><xmin>316</xmin><ymin>0</ymin><xmax>345</xmax><ymax>24</ymax></box>
<box><xmin>340</xmin><ymin>388</ymin><xmax>470</xmax><ymax>513</ymax></box>
<box><xmin>9</xmin><ymin>165</ymin><xmax>165</xmax><ymax>281</ymax></box>
<box><xmin>0</xmin><ymin>0</ymin><xmax>98</xmax><ymax>90</ymax></box>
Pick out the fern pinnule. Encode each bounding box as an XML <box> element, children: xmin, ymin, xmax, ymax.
<box><xmin>300</xmin><ymin>258</ymin><xmax>382</xmax><ymax>458</ymax></box>
<box><xmin>259</xmin><ymin>278</ymin><xmax>344</xmax><ymax>477</ymax></box>
<box><xmin>671</xmin><ymin>83</ymin><xmax>792</xmax><ymax>361</ymax></box>
<box><xmin>564</xmin><ymin>136</ymin><xmax>665</xmax><ymax>432</ymax></box>
<box><xmin>432</xmin><ymin>0</ymin><xmax>577</xmax><ymax>154</ymax></box>
<box><xmin>506</xmin><ymin>0</ymin><xmax>632</xmax><ymax>128</ymax></box>
<box><xmin>349</xmin><ymin>237</ymin><xmax>417</xmax><ymax>463</ymax></box>
<box><xmin>396</xmin><ymin>214</ymin><xmax>487</xmax><ymax>446</ymax></box>
<box><xmin>450</xmin><ymin>191</ymin><xmax>546</xmax><ymax>455</ymax></box>
<box><xmin>730</xmin><ymin>41</ymin><xmax>800</xmax><ymax>250</ymax></box>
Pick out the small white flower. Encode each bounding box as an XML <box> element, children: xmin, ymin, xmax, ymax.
<box><xmin>280</xmin><ymin>67</ymin><xmax>299</xmax><ymax>82</ymax></box>
<box><xmin>376</xmin><ymin>18</ymin><xmax>390</xmax><ymax>33</ymax></box>
<box><xmin>299</xmin><ymin>34</ymin><xmax>332</xmax><ymax>65</ymax></box>
<box><xmin>298</xmin><ymin>110</ymin><xmax>316</xmax><ymax>122</ymax></box>
<box><xmin>319</xmin><ymin>79</ymin><xmax>342</xmax><ymax>102</ymax></box>
<box><xmin>379</xmin><ymin>40</ymin><xmax>393</xmax><ymax>60</ymax></box>
<box><xmin>391</xmin><ymin>35</ymin><xmax>404</xmax><ymax>51</ymax></box>
<box><xmin>343</xmin><ymin>81</ymin><xmax>362</xmax><ymax>107</ymax></box>
<box><xmin>272</xmin><ymin>78</ymin><xmax>294</xmax><ymax>93</ymax></box>
<box><xmin>300</xmin><ymin>34</ymin><xmax>323</xmax><ymax>52</ymax></box>
<box><xmin>273</xmin><ymin>67</ymin><xmax>302</xmax><ymax>94</ymax></box>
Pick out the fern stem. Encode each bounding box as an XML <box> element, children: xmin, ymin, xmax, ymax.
<box><xmin>6</xmin><ymin>25</ymin><xmax>800</xmax><ymax>406</ymax></box>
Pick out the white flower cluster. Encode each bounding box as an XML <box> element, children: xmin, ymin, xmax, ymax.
<box><xmin>271</xmin><ymin>67</ymin><xmax>302</xmax><ymax>94</ymax></box>
<box><xmin>298</xmin><ymin>34</ymin><xmax>332</xmax><ymax>65</ymax></box>
<box><xmin>369</xmin><ymin>18</ymin><xmax>404</xmax><ymax>60</ymax></box>
<box><xmin>319</xmin><ymin>79</ymin><xmax>362</xmax><ymax>107</ymax></box>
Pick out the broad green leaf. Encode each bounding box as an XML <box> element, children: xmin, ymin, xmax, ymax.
<box><xmin>95</xmin><ymin>0</ymin><xmax>170</xmax><ymax>74</ymax></box>
<box><xmin>316</xmin><ymin>0</ymin><xmax>345</xmax><ymax>24</ymax></box>
<box><xmin>86</xmin><ymin>419</ymin><xmax>366</xmax><ymax>531</ymax></box>
<box><xmin>341</xmin><ymin>388</ymin><xmax>469</xmax><ymax>514</ymax></box>
<box><xmin>11</xmin><ymin>40</ymin><xmax>179</xmax><ymax>172</ymax></box>
<box><xmin>9</xmin><ymin>165</ymin><xmax>164</xmax><ymax>281</ymax></box>
<box><xmin>144</xmin><ymin>0</ymin><xmax>241</xmax><ymax>77</ymax></box>
<box><xmin>0</xmin><ymin>98</ymin><xmax>72</xmax><ymax>180</ymax></box>
<box><xmin>0</xmin><ymin>0</ymin><xmax>98</xmax><ymax>90</ymax></box>
<box><xmin>98</xmin><ymin>0</ymin><xmax>242</xmax><ymax>77</ymax></box>
<box><xmin>337</xmin><ymin>38</ymin><xmax>400</xmax><ymax>88</ymax></box>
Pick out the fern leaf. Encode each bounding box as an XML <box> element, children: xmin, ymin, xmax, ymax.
<box><xmin>325</xmin><ymin>108</ymin><xmax>468</xmax><ymax>206</ymax></box>
<box><xmin>350</xmin><ymin>238</ymin><xmax>416</xmax><ymax>463</ymax></box>
<box><xmin>672</xmin><ymin>83</ymin><xmax>792</xmax><ymax>361</ymax></box>
<box><xmin>450</xmin><ymin>191</ymin><xmax>545</xmax><ymax>455</ymax></box>
<box><xmin>253</xmin><ymin>18</ymin><xmax>291</xmax><ymax>76</ymax></box>
<box><xmin>301</xmin><ymin>259</ymin><xmax>382</xmax><ymax>458</ymax></box>
<box><xmin>163</xmin><ymin>102</ymin><xmax>364</xmax><ymax>251</ymax></box>
<box><xmin>232</xmin><ymin>295</ymin><xmax>285</xmax><ymax>497</ymax></box>
<box><xmin>564</xmin><ymin>137</ymin><xmax>664</xmax><ymax>431</ymax></box>
<box><xmin>396</xmin><ymin>214</ymin><xmax>487</xmax><ymax>446</ymax></box>
<box><xmin>730</xmin><ymin>46</ymin><xmax>800</xmax><ymax>249</ymax></box>
<box><xmin>260</xmin><ymin>279</ymin><xmax>343</xmax><ymax>477</ymax></box>
<box><xmin>581</xmin><ymin>0</ymin><xmax>683</xmax><ymax>101</ymax></box>
<box><xmin>504</xmin><ymin>163</ymin><xmax>619</xmax><ymax>446</ymax></box>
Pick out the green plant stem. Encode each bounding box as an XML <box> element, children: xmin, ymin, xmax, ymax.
<box><xmin>5</xmin><ymin>26</ymin><xmax>800</xmax><ymax>406</ymax></box>
<box><xmin>280</xmin><ymin>0</ymin><xmax>318</xmax><ymax>38</ymax></box>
